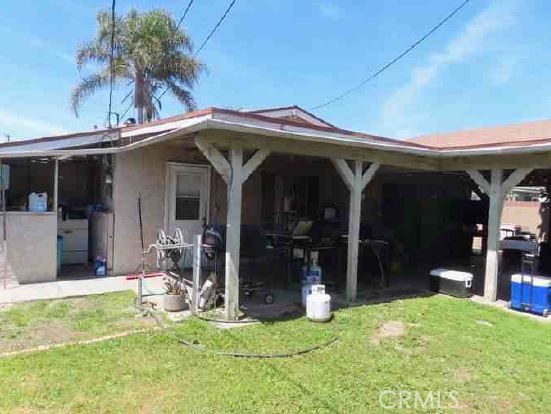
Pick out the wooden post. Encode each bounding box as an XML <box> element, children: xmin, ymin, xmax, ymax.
<box><xmin>347</xmin><ymin>160</ymin><xmax>363</xmax><ymax>302</ymax></box>
<box><xmin>485</xmin><ymin>168</ymin><xmax>503</xmax><ymax>302</ymax></box>
<box><xmin>192</xmin><ymin>234</ymin><xmax>202</xmax><ymax>313</ymax></box>
<box><xmin>466</xmin><ymin>168</ymin><xmax>532</xmax><ymax>301</ymax></box>
<box><xmin>195</xmin><ymin>137</ymin><xmax>270</xmax><ymax>321</ymax></box>
<box><xmin>225</xmin><ymin>146</ymin><xmax>243</xmax><ymax>320</ymax></box>
<box><xmin>332</xmin><ymin>159</ymin><xmax>380</xmax><ymax>302</ymax></box>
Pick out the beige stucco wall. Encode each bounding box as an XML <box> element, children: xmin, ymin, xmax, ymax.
<box><xmin>111</xmin><ymin>141</ymin><xmax>262</xmax><ymax>275</ymax></box>
<box><xmin>502</xmin><ymin>200</ymin><xmax>549</xmax><ymax>241</ymax></box>
<box><xmin>0</xmin><ymin>212</ymin><xmax>57</xmax><ymax>284</ymax></box>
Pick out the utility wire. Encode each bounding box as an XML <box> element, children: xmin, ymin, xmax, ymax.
<box><xmin>158</xmin><ymin>0</ymin><xmax>238</xmax><ymax>101</ymax></box>
<box><xmin>107</xmin><ymin>0</ymin><xmax>117</xmax><ymax>127</ymax></box>
<box><xmin>309</xmin><ymin>0</ymin><xmax>471</xmax><ymax>111</ymax></box>
<box><xmin>176</xmin><ymin>0</ymin><xmax>195</xmax><ymax>30</ymax></box>
<box><xmin>194</xmin><ymin>0</ymin><xmax>237</xmax><ymax>57</ymax></box>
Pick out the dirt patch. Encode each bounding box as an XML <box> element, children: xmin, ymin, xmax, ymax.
<box><xmin>370</xmin><ymin>321</ymin><xmax>406</xmax><ymax>345</ymax></box>
<box><xmin>0</xmin><ymin>321</ymin><xmax>74</xmax><ymax>353</ymax></box>
<box><xmin>454</xmin><ymin>367</ymin><xmax>472</xmax><ymax>383</ymax></box>
<box><xmin>30</xmin><ymin>321</ymin><xmax>73</xmax><ymax>344</ymax></box>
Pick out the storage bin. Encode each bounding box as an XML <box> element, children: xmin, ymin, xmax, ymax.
<box><xmin>430</xmin><ymin>268</ymin><xmax>473</xmax><ymax>298</ymax></box>
<box><xmin>510</xmin><ymin>274</ymin><xmax>551</xmax><ymax>316</ymax></box>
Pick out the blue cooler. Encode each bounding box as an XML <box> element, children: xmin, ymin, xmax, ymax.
<box><xmin>531</xmin><ymin>276</ymin><xmax>551</xmax><ymax>316</ymax></box>
<box><xmin>510</xmin><ymin>274</ymin><xmax>551</xmax><ymax>316</ymax></box>
<box><xmin>510</xmin><ymin>274</ymin><xmax>532</xmax><ymax>312</ymax></box>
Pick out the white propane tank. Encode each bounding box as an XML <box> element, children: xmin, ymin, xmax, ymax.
<box><xmin>306</xmin><ymin>285</ymin><xmax>332</xmax><ymax>322</ymax></box>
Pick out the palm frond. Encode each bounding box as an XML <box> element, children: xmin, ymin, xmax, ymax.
<box><xmin>70</xmin><ymin>72</ymin><xmax>111</xmax><ymax>116</ymax></box>
<box><xmin>76</xmin><ymin>41</ymin><xmax>111</xmax><ymax>71</ymax></box>
<box><xmin>165</xmin><ymin>81</ymin><xmax>196</xmax><ymax>112</ymax></box>
<box><xmin>71</xmin><ymin>8</ymin><xmax>204</xmax><ymax>121</ymax></box>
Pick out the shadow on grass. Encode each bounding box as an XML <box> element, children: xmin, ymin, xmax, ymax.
<box><xmin>232</xmin><ymin>286</ymin><xmax>436</xmax><ymax>325</ymax></box>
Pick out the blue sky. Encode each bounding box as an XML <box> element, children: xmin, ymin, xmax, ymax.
<box><xmin>0</xmin><ymin>0</ymin><xmax>550</xmax><ymax>140</ymax></box>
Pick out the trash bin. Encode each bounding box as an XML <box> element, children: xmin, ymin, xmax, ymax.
<box><xmin>56</xmin><ymin>235</ymin><xmax>63</xmax><ymax>275</ymax></box>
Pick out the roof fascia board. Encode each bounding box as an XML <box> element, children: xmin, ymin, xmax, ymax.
<box><xmin>0</xmin><ymin>131</ymin><xmax>119</xmax><ymax>154</ymax></box>
<box><xmin>121</xmin><ymin>114</ymin><xmax>212</xmax><ymax>138</ymax></box>
<box><xmin>5</xmin><ymin>111</ymin><xmax>551</xmax><ymax>167</ymax></box>
<box><xmin>207</xmin><ymin>114</ymin><xmax>437</xmax><ymax>156</ymax></box>
<box><xmin>438</xmin><ymin>141</ymin><xmax>551</xmax><ymax>156</ymax></box>
<box><xmin>0</xmin><ymin>120</ymin><xmax>207</xmax><ymax>158</ymax></box>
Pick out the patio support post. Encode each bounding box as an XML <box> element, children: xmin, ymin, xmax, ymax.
<box><xmin>485</xmin><ymin>168</ymin><xmax>504</xmax><ymax>302</ymax></box>
<box><xmin>194</xmin><ymin>137</ymin><xmax>270</xmax><ymax>320</ymax></box>
<box><xmin>466</xmin><ymin>168</ymin><xmax>532</xmax><ymax>301</ymax></box>
<box><xmin>53</xmin><ymin>158</ymin><xmax>59</xmax><ymax>212</ymax></box>
<box><xmin>332</xmin><ymin>159</ymin><xmax>380</xmax><ymax>302</ymax></box>
<box><xmin>225</xmin><ymin>145</ymin><xmax>244</xmax><ymax>320</ymax></box>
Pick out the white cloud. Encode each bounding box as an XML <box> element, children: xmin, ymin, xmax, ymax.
<box><xmin>0</xmin><ymin>110</ymin><xmax>68</xmax><ymax>138</ymax></box>
<box><xmin>488</xmin><ymin>54</ymin><xmax>520</xmax><ymax>86</ymax></box>
<box><xmin>378</xmin><ymin>0</ymin><xmax>519</xmax><ymax>138</ymax></box>
<box><xmin>315</xmin><ymin>1</ymin><xmax>344</xmax><ymax>20</ymax></box>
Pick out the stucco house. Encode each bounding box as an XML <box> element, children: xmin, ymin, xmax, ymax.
<box><xmin>1</xmin><ymin>105</ymin><xmax>549</xmax><ymax>319</ymax></box>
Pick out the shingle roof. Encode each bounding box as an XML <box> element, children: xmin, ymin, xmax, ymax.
<box><xmin>410</xmin><ymin>119</ymin><xmax>551</xmax><ymax>150</ymax></box>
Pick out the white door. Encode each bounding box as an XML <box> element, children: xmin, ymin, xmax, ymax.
<box><xmin>166</xmin><ymin>163</ymin><xmax>211</xmax><ymax>243</ymax></box>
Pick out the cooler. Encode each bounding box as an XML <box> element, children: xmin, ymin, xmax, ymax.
<box><xmin>510</xmin><ymin>274</ymin><xmax>551</xmax><ymax>316</ymax></box>
<box><xmin>510</xmin><ymin>274</ymin><xmax>532</xmax><ymax>311</ymax></box>
<box><xmin>532</xmin><ymin>276</ymin><xmax>551</xmax><ymax>315</ymax></box>
<box><xmin>430</xmin><ymin>269</ymin><xmax>473</xmax><ymax>298</ymax></box>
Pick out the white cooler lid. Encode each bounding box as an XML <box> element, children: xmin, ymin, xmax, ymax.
<box><xmin>430</xmin><ymin>268</ymin><xmax>473</xmax><ymax>282</ymax></box>
<box><xmin>511</xmin><ymin>274</ymin><xmax>551</xmax><ymax>287</ymax></box>
<box><xmin>511</xmin><ymin>274</ymin><xmax>532</xmax><ymax>283</ymax></box>
<box><xmin>533</xmin><ymin>276</ymin><xmax>551</xmax><ymax>287</ymax></box>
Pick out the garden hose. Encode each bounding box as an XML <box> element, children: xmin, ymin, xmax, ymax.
<box><xmin>135</xmin><ymin>301</ymin><xmax>338</xmax><ymax>359</ymax></box>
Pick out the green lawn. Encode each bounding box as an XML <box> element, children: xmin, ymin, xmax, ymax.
<box><xmin>0</xmin><ymin>291</ymin><xmax>154</xmax><ymax>353</ymax></box>
<box><xmin>1</xmin><ymin>293</ymin><xmax>550</xmax><ymax>413</ymax></box>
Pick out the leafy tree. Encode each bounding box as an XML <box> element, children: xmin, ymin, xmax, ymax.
<box><xmin>72</xmin><ymin>9</ymin><xmax>204</xmax><ymax>124</ymax></box>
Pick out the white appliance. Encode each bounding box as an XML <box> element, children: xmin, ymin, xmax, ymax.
<box><xmin>58</xmin><ymin>219</ymin><xmax>89</xmax><ymax>265</ymax></box>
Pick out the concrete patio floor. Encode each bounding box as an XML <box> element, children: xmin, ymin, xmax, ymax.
<box><xmin>0</xmin><ymin>275</ymin><xmax>165</xmax><ymax>304</ymax></box>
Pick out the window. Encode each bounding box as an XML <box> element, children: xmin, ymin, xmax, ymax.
<box><xmin>175</xmin><ymin>173</ymin><xmax>201</xmax><ymax>220</ymax></box>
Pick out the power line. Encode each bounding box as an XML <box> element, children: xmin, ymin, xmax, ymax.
<box><xmin>176</xmin><ymin>0</ymin><xmax>195</xmax><ymax>30</ymax></box>
<box><xmin>194</xmin><ymin>0</ymin><xmax>237</xmax><ymax>57</ymax></box>
<box><xmin>309</xmin><ymin>0</ymin><xmax>472</xmax><ymax>111</ymax></box>
<box><xmin>107</xmin><ymin>0</ymin><xmax>117</xmax><ymax>127</ymax></box>
<box><xmin>158</xmin><ymin>0</ymin><xmax>238</xmax><ymax>101</ymax></box>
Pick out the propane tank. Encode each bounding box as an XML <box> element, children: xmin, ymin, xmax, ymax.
<box><xmin>306</xmin><ymin>284</ymin><xmax>332</xmax><ymax>322</ymax></box>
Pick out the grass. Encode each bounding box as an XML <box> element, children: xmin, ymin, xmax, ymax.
<box><xmin>1</xmin><ymin>293</ymin><xmax>551</xmax><ymax>413</ymax></box>
<box><xmin>0</xmin><ymin>291</ymin><xmax>154</xmax><ymax>353</ymax></box>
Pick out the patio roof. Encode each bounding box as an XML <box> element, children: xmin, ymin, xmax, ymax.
<box><xmin>2</xmin><ymin>106</ymin><xmax>551</xmax><ymax>170</ymax></box>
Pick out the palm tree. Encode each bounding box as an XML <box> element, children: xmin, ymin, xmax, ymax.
<box><xmin>71</xmin><ymin>9</ymin><xmax>204</xmax><ymax>124</ymax></box>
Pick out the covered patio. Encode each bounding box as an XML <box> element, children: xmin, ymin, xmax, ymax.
<box><xmin>2</xmin><ymin>106</ymin><xmax>551</xmax><ymax>322</ymax></box>
<box><xmin>185</xmin><ymin>108</ymin><xmax>549</xmax><ymax>320</ymax></box>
